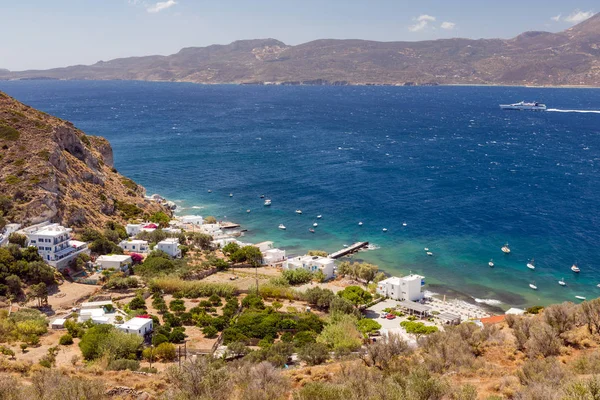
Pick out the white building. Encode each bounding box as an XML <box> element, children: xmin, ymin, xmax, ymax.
<box><xmin>81</xmin><ymin>300</ymin><xmax>114</xmax><ymax>310</ymax></box>
<box><xmin>157</xmin><ymin>238</ymin><xmax>182</xmax><ymax>258</ymax></box>
<box><xmin>253</xmin><ymin>241</ymin><xmax>274</xmax><ymax>252</ymax></box>
<box><xmin>78</xmin><ymin>308</ymin><xmax>110</xmax><ymax>324</ymax></box>
<box><xmin>117</xmin><ymin>317</ymin><xmax>153</xmax><ymax>336</ymax></box>
<box><xmin>96</xmin><ymin>254</ymin><xmax>133</xmax><ymax>272</ymax></box>
<box><xmin>162</xmin><ymin>227</ymin><xmax>182</xmax><ymax>235</ymax></box>
<box><xmin>285</xmin><ymin>255</ymin><xmax>335</xmax><ymax>280</ymax></box>
<box><xmin>376</xmin><ymin>274</ymin><xmax>425</xmax><ymax>302</ymax></box>
<box><xmin>24</xmin><ymin>223</ymin><xmax>89</xmax><ymax>270</ymax></box>
<box><xmin>200</xmin><ymin>223</ymin><xmax>222</xmax><ymax>236</ymax></box>
<box><xmin>119</xmin><ymin>239</ymin><xmax>150</xmax><ymax>254</ymax></box>
<box><xmin>262</xmin><ymin>249</ymin><xmax>286</xmax><ymax>266</ymax></box>
<box><xmin>211</xmin><ymin>237</ymin><xmax>243</xmax><ymax>249</ymax></box>
<box><xmin>181</xmin><ymin>215</ymin><xmax>203</xmax><ymax>226</ymax></box>
<box><xmin>126</xmin><ymin>223</ymin><xmax>143</xmax><ymax>237</ymax></box>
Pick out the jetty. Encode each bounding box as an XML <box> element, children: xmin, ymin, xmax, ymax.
<box><xmin>329</xmin><ymin>242</ymin><xmax>369</xmax><ymax>259</ymax></box>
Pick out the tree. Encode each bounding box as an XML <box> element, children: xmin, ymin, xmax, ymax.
<box><xmin>271</xmin><ymin>301</ymin><xmax>283</xmax><ymax>312</ymax></box>
<box><xmin>360</xmin><ymin>333</ymin><xmax>410</xmax><ymax>371</ymax></box>
<box><xmin>29</xmin><ymin>282</ymin><xmax>48</xmax><ymax>307</ymax></box>
<box><xmin>317</xmin><ymin>314</ymin><xmax>362</xmax><ymax>353</ymax></box>
<box><xmin>189</xmin><ymin>233</ymin><xmax>213</xmax><ymax>250</ymax></box>
<box><xmin>357</xmin><ymin>318</ymin><xmax>382</xmax><ymax>335</ymax></box>
<box><xmin>581</xmin><ymin>299</ymin><xmax>600</xmax><ymax>335</ymax></box>
<box><xmin>329</xmin><ymin>296</ymin><xmax>359</xmax><ymax>317</ymax></box>
<box><xmin>203</xmin><ymin>325</ymin><xmax>218</xmax><ymax>338</ymax></box>
<box><xmin>242</xmin><ymin>246</ymin><xmax>263</xmax><ymax>267</ymax></box>
<box><xmin>282</xmin><ymin>269</ymin><xmax>312</xmax><ymax>285</ymax></box>
<box><xmin>5</xmin><ymin>275</ymin><xmax>22</xmax><ymax>297</ymax></box>
<box><xmin>149</xmin><ymin>211</ymin><xmax>171</xmax><ymax>228</ymax></box>
<box><xmin>204</xmin><ymin>216</ymin><xmax>217</xmax><ymax>224</ymax></box>
<box><xmin>166</xmin><ymin>357</ymin><xmax>231</xmax><ymax>400</ymax></box>
<box><xmin>313</xmin><ymin>270</ymin><xmax>326</xmax><ymax>283</ymax></box>
<box><xmin>357</xmin><ymin>263</ymin><xmax>379</xmax><ymax>283</ymax></box>
<box><xmin>400</xmin><ymin>321</ymin><xmax>438</xmax><ymax>339</ymax></box>
<box><xmin>59</xmin><ymin>333</ymin><xmax>74</xmax><ymax>345</ymax></box>
<box><xmin>129</xmin><ymin>295</ymin><xmax>146</xmax><ymax>311</ymax></box>
<box><xmin>337</xmin><ymin>286</ymin><xmax>372</xmax><ymax>306</ymax></box>
<box><xmin>543</xmin><ymin>302</ymin><xmax>578</xmax><ymax>336</ymax></box>
<box><xmin>525</xmin><ymin>322</ymin><xmax>561</xmax><ymax>358</ymax></box>
<box><xmin>226</xmin><ymin>341</ymin><xmax>250</xmax><ymax>358</ymax></box>
<box><xmin>298</xmin><ymin>342</ymin><xmax>330</xmax><ymax>365</ymax></box>
<box><xmin>307</xmin><ymin>250</ymin><xmax>328</xmax><ymax>257</ymax></box>
<box><xmin>8</xmin><ymin>233</ymin><xmax>27</xmax><ymax>248</ymax></box>
<box><xmin>154</xmin><ymin>342</ymin><xmax>177</xmax><ymax>361</ymax></box>
<box><xmin>304</xmin><ymin>287</ymin><xmax>335</xmax><ymax>310</ymax></box>
<box><xmin>222</xmin><ymin>242</ymin><xmax>240</xmax><ymax>256</ymax></box>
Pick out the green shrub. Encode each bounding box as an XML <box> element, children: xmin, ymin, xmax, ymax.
<box><xmin>5</xmin><ymin>175</ymin><xmax>20</xmax><ymax>185</ymax></box>
<box><xmin>282</xmin><ymin>269</ymin><xmax>313</xmax><ymax>285</ymax></box>
<box><xmin>0</xmin><ymin>124</ymin><xmax>20</xmax><ymax>140</ymax></box>
<box><xmin>337</xmin><ymin>286</ymin><xmax>372</xmax><ymax>306</ymax></box>
<box><xmin>108</xmin><ymin>358</ymin><xmax>140</xmax><ymax>371</ymax></box>
<box><xmin>59</xmin><ymin>333</ymin><xmax>74</xmax><ymax>345</ymax></box>
<box><xmin>202</xmin><ymin>325</ymin><xmax>218</xmax><ymax>338</ymax></box>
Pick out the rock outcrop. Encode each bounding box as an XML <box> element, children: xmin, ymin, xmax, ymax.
<box><xmin>0</xmin><ymin>91</ymin><xmax>168</xmax><ymax>229</ymax></box>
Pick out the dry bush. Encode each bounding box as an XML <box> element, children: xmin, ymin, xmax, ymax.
<box><xmin>517</xmin><ymin>358</ymin><xmax>568</xmax><ymax>388</ymax></box>
<box><xmin>543</xmin><ymin>302</ymin><xmax>579</xmax><ymax>337</ymax></box>
<box><xmin>571</xmin><ymin>350</ymin><xmax>600</xmax><ymax>374</ymax></box>
<box><xmin>525</xmin><ymin>322</ymin><xmax>561</xmax><ymax>358</ymax></box>
<box><xmin>419</xmin><ymin>328</ymin><xmax>476</xmax><ymax>373</ymax></box>
<box><xmin>499</xmin><ymin>375</ymin><xmax>521</xmax><ymax>398</ymax></box>
<box><xmin>581</xmin><ymin>299</ymin><xmax>600</xmax><ymax>335</ymax></box>
<box><xmin>165</xmin><ymin>357</ymin><xmax>231</xmax><ymax>400</ymax></box>
<box><xmin>360</xmin><ymin>333</ymin><xmax>411</xmax><ymax>371</ymax></box>
<box><xmin>0</xmin><ymin>373</ymin><xmax>24</xmax><ymax>400</ymax></box>
<box><xmin>232</xmin><ymin>361</ymin><xmax>290</xmax><ymax>400</ymax></box>
<box><xmin>514</xmin><ymin>382</ymin><xmax>563</xmax><ymax>400</ymax></box>
<box><xmin>26</xmin><ymin>369</ymin><xmax>105</xmax><ymax>400</ymax></box>
<box><xmin>512</xmin><ymin>316</ymin><xmax>535</xmax><ymax>351</ymax></box>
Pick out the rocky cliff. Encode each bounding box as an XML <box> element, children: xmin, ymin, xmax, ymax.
<box><xmin>1</xmin><ymin>14</ymin><xmax>599</xmax><ymax>86</ymax></box>
<box><xmin>0</xmin><ymin>91</ymin><xmax>168</xmax><ymax>228</ymax></box>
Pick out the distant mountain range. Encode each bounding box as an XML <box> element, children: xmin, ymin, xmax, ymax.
<box><xmin>2</xmin><ymin>13</ymin><xmax>599</xmax><ymax>86</ymax></box>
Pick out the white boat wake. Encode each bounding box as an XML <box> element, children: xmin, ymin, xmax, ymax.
<box><xmin>546</xmin><ymin>108</ymin><xmax>600</xmax><ymax>114</ymax></box>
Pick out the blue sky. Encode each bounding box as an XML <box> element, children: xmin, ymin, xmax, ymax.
<box><xmin>1</xmin><ymin>0</ymin><xmax>596</xmax><ymax>70</ymax></box>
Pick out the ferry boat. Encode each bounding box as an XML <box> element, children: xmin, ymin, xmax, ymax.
<box><xmin>500</xmin><ymin>101</ymin><xmax>547</xmax><ymax>111</ymax></box>
<box><xmin>501</xmin><ymin>243</ymin><xmax>511</xmax><ymax>254</ymax></box>
<box><xmin>264</xmin><ymin>199</ymin><xmax>272</xmax><ymax>206</ymax></box>
<box><xmin>571</xmin><ymin>264</ymin><xmax>580</xmax><ymax>273</ymax></box>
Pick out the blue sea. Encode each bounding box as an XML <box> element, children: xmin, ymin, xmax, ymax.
<box><xmin>2</xmin><ymin>80</ymin><xmax>600</xmax><ymax>309</ymax></box>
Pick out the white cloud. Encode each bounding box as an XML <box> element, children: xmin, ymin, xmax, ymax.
<box><xmin>550</xmin><ymin>14</ymin><xmax>561</xmax><ymax>22</ymax></box>
<box><xmin>564</xmin><ymin>9</ymin><xmax>594</xmax><ymax>23</ymax></box>
<box><xmin>440</xmin><ymin>21</ymin><xmax>456</xmax><ymax>30</ymax></box>
<box><xmin>408</xmin><ymin>14</ymin><xmax>436</xmax><ymax>32</ymax></box>
<box><xmin>147</xmin><ymin>0</ymin><xmax>177</xmax><ymax>13</ymax></box>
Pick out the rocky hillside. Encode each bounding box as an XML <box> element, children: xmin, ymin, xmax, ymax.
<box><xmin>1</xmin><ymin>14</ymin><xmax>599</xmax><ymax>86</ymax></box>
<box><xmin>0</xmin><ymin>91</ymin><xmax>168</xmax><ymax>229</ymax></box>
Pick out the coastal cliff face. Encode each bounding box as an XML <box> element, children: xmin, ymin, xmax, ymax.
<box><xmin>0</xmin><ymin>14</ymin><xmax>599</xmax><ymax>86</ymax></box>
<box><xmin>0</xmin><ymin>91</ymin><xmax>168</xmax><ymax>228</ymax></box>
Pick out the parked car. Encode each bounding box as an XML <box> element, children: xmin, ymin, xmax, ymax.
<box><xmin>386</xmin><ymin>314</ymin><xmax>396</xmax><ymax>320</ymax></box>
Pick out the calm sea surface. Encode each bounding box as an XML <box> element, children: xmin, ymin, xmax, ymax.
<box><xmin>2</xmin><ymin>80</ymin><xmax>600</xmax><ymax>309</ymax></box>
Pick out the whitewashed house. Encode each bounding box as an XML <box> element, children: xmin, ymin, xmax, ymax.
<box><xmin>211</xmin><ymin>237</ymin><xmax>244</xmax><ymax>249</ymax></box>
<box><xmin>96</xmin><ymin>254</ymin><xmax>133</xmax><ymax>272</ymax></box>
<box><xmin>262</xmin><ymin>248</ymin><xmax>286</xmax><ymax>266</ymax></box>
<box><xmin>117</xmin><ymin>317</ymin><xmax>153</xmax><ymax>336</ymax></box>
<box><xmin>376</xmin><ymin>274</ymin><xmax>425</xmax><ymax>302</ymax></box>
<box><xmin>126</xmin><ymin>223</ymin><xmax>143</xmax><ymax>237</ymax></box>
<box><xmin>285</xmin><ymin>255</ymin><xmax>335</xmax><ymax>280</ymax></box>
<box><xmin>24</xmin><ymin>223</ymin><xmax>89</xmax><ymax>270</ymax></box>
<box><xmin>200</xmin><ymin>224</ymin><xmax>222</xmax><ymax>236</ymax></box>
<box><xmin>119</xmin><ymin>239</ymin><xmax>150</xmax><ymax>254</ymax></box>
<box><xmin>157</xmin><ymin>238</ymin><xmax>182</xmax><ymax>258</ymax></box>
<box><xmin>181</xmin><ymin>215</ymin><xmax>204</xmax><ymax>226</ymax></box>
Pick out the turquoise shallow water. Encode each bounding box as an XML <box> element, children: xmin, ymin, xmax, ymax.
<box><xmin>2</xmin><ymin>80</ymin><xmax>600</xmax><ymax>309</ymax></box>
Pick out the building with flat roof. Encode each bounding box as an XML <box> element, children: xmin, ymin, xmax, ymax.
<box><xmin>119</xmin><ymin>239</ymin><xmax>149</xmax><ymax>254</ymax></box>
<box><xmin>96</xmin><ymin>254</ymin><xmax>132</xmax><ymax>272</ymax></box>
<box><xmin>157</xmin><ymin>238</ymin><xmax>181</xmax><ymax>258</ymax></box>
<box><xmin>377</xmin><ymin>274</ymin><xmax>425</xmax><ymax>302</ymax></box>
<box><xmin>117</xmin><ymin>317</ymin><xmax>153</xmax><ymax>336</ymax></box>
<box><xmin>181</xmin><ymin>215</ymin><xmax>204</xmax><ymax>225</ymax></box>
<box><xmin>262</xmin><ymin>248</ymin><xmax>286</xmax><ymax>266</ymax></box>
<box><xmin>285</xmin><ymin>255</ymin><xmax>335</xmax><ymax>280</ymax></box>
<box><xmin>24</xmin><ymin>223</ymin><xmax>89</xmax><ymax>270</ymax></box>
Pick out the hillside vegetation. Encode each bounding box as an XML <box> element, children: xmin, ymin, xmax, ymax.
<box><xmin>0</xmin><ymin>91</ymin><xmax>168</xmax><ymax>229</ymax></box>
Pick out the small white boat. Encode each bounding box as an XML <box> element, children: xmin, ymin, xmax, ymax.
<box><xmin>343</xmin><ymin>244</ymin><xmax>348</xmax><ymax>248</ymax></box>
<box><xmin>313</xmin><ymin>223</ymin><xmax>318</xmax><ymax>227</ymax></box>
<box><xmin>382</xmin><ymin>228</ymin><xmax>388</xmax><ymax>232</ymax></box>
<box><xmin>208</xmin><ymin>190</ymin><xmax>212</xmax><ymax>193</ymax></box>
<box><xmin>309</xmin><ymin>228</ymin><xmax>315</xmax><ymax>233</ymax></box>
<box><xmin>501</xmin><ymin>243</ymin><xmax>511</xmax><ymax>254</ymax></box>
<box><xmin>246</xmin><ymin>209</ymin><xmax>251</xmax><ymax>213</ymax></box>
<box><xmin>488</xmin><ymin>259</ymin><xmax>494</xmax><ymax>267</ymax></box>
<box><xmin>229</xmin><ymin>193</ymin><xmax>233</xmax><ymax>197</ymax></box>
<box><xmin>358</xmin><ymin>222</ymin><xmax>363</xmax><ymax>226</ymax></box>
<box><xmin>559</xmin><ymin>279</ymin><xmax>566</xmax><ymax>286</ymax></box>
<box><xmin>426</xmin><ymin>251</ymin><xmax>433</xmax><ymax>256</ymax></box>
<box><xmin>576</xmin><ymin>296</ymin><xmax>586</xmax><ymax>301</ymax></box>
<box><xmin>260</xmin><ymin>194</ymin><xmax>265</xmax><ymax>198</ymax></box>
<box><xmin>264</xmin><ymin>199</ymin><xmax>272</xmax><ymax>206</ymax></box>
<box><xmin>597</xmin><ymin>284</ymin><xmax>600</xmax><ymax>288</ymax></box>
<box><xmin>571</xmin><ymin>264</ymin><xmax>580</xmax><ymax>273</ymax></box>
<box><xmin>296</xmin><ymin>210</ymin><xmax>302</xmax><ymax>214</ymax></box>
<box><xmin>424</xmin><ymin>247</ymin><xmax>429</xmax><ymax>251</ymax></box>
<box><xmin>402</xmin><ymin>222</ymin><xmax>407</xmax><ymax>227</ymax></box>
<box><xmin>278</xmin><ymin>224</ymin><xmax>286</xmax><ymax>230</ymax></box>
<box><xmin>529</xmin><ymin>282</ymin><xmax>538</xmax><ymax>290</ymax></box>
<box><xmin>527</xmin><ymin>259</ymin><xmax>535</xmax><ymax>270</ymax></box>
<box><xmin>317</xmin><ymin>215</ymin><xmax>322</xmax><ymax>219</ymax></box>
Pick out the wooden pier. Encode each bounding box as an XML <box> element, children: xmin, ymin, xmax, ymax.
<box><xmin>328</xmin><ymin>242</ymin><xmax>369</xmax><ymax>259</ymax></box>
